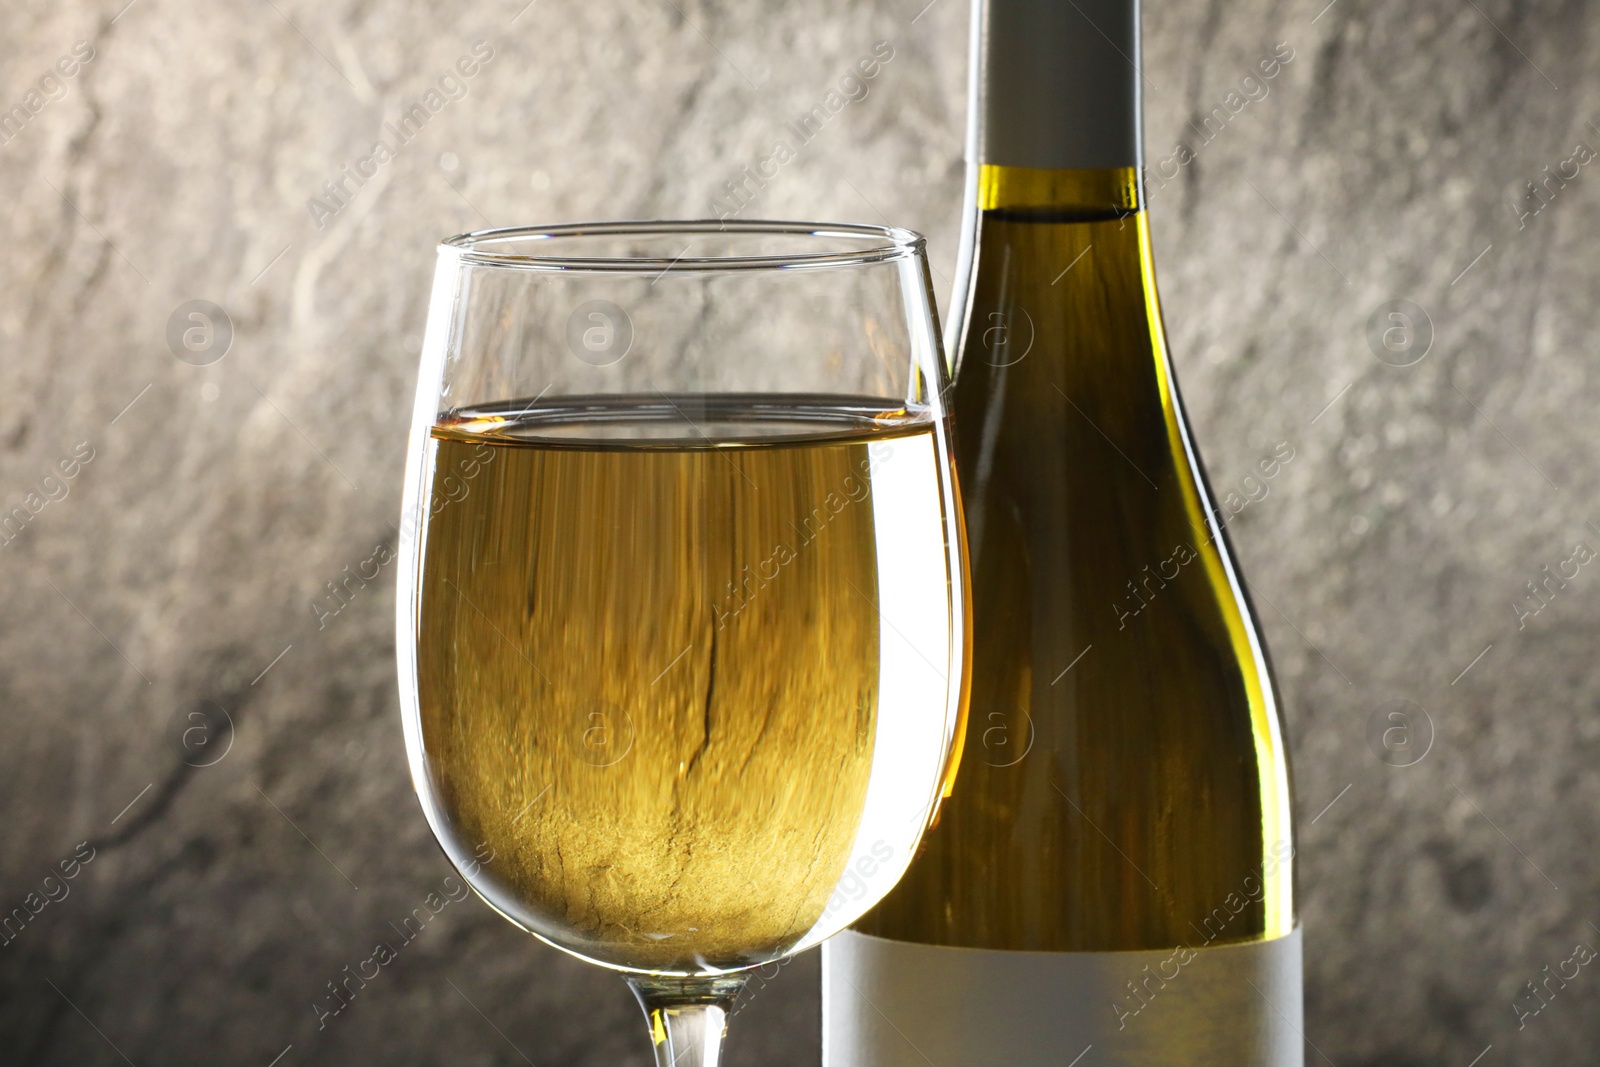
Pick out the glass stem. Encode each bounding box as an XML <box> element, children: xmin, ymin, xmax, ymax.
<box><xmin>626</xmin><ymin>974</ymin><xmax>748</xmax><ymax>1067</ymax></box>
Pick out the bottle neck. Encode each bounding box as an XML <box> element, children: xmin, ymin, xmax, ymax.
<box><xmin>978</xmin><ymin>0</ymin><xmax>1143</xmax><ymax>171</ymax></box>
<box><xmin>943</xmin><ymin>1</ymin><xmax>1147</xmax><ymax>370</ymax></box>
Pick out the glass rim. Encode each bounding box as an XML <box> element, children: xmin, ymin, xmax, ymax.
<box><xmin>439</xmin><ymin>219</ymin><xmax>926</xmax><ymax>273</ymax></box>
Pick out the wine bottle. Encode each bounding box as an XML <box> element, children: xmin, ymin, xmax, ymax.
<box><xmin>822</xmin><ymin>2</ymin><xmax>1302</xmax><ymax>1064</ymax></box>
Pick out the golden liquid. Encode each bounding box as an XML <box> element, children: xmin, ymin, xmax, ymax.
<box><xmin>856</xmin><ymin>166</ymin><xmax>1295</xmax><ymax>951</ymax></box>
<box><xmin>408</xmin><ymin>402</ymin><xmax>958</xmax><ymax>972</ymax></box>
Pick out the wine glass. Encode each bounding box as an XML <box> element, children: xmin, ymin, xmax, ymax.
<box><xmin>395</xmin><ymin>221</ymin><xmax>968</xmax><ymax>1066</ymax></box>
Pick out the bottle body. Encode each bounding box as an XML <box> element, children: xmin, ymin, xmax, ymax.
<box><xmin>822</xmin><ymin>2</ymin><xmax>1301</xmax><ymax>1062</ymax></box>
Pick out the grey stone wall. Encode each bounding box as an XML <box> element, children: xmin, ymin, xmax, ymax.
<box><xmin>0</xmin><ymin>0</ymin><xmax>1595</xmax><ymax>1063</ymax></box>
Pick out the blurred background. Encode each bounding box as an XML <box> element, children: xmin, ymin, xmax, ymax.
<box><xmin>1</xmin><ymin>0</ymin><xmax>1597</xmax><ymax>1063</ymax></box>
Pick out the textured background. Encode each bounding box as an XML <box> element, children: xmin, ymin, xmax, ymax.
<box><xmin>0</xmin><ymin>0</ymin><xmax>1596</xmax><ymax>1064</ymax></box>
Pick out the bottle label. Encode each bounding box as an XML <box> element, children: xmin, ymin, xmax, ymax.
<box><xmin>823</xmin><ymin>927</ymin><xmax>1303</xmax><ymax>1067</ymax></box>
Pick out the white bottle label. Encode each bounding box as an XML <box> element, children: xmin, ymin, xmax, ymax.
<box><xmin>823</xmin><ymin>927</ymin><xmax>1303</xmax><ymax>1067</ymax></box>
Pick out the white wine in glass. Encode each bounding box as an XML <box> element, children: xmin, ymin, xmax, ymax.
<box><xmin>396</xmin><ymin>223</ymin><xmax>969</xmax><ymax>1066</ymax></box>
